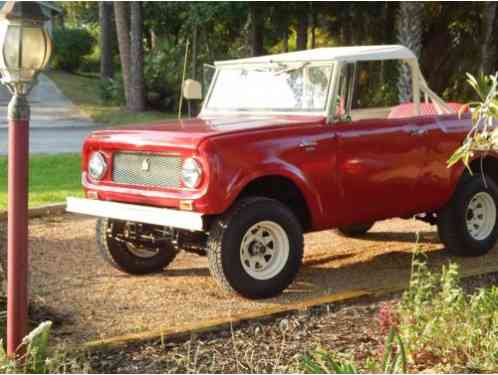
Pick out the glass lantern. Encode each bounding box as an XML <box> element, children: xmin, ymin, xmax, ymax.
<box><xmin>0</xmin><ymin>1</ymin><xmax>52</xmax><ymax>93</ymax></box>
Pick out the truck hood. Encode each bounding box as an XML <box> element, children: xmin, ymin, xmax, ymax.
<box><xmin>87</xmin><ymin>115</ymin><xmax>325</xmax><ymax>150</ymax></box>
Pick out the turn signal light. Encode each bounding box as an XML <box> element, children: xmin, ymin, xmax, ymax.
<box><xmin>179</xmin><ymin>200</ymin><xmax>194</xmax><ymax>211</ymax></box>
<box><xmin>86</xmin><ymin>191</ymin><xmax>98</xmax><ymax>200</ymax></box>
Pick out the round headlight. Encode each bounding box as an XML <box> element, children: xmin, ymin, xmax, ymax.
<box><xmin>88</xmin><ymin>152</ymin><xmax>107</xmax><ymax>180</ymax></box>
<box><xmin>181</xmin><ymin>158</ymin><xmax>203</xmax><ymax>188</ymax></box>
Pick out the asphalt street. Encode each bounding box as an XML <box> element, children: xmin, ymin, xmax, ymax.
<box><xmin>0</xmin><ymin>73</ymin><xmax>99</xmax><ymax>155</ymax></box>
<box><xmin>0</xmin><ymin>125</ymin><xmax>98</xmax><ymax>155</ymax></box>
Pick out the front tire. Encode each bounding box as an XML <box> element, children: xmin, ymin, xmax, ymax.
<box><xmin>96</xmin><ymin>218</ymin><xmax>177</xmax><ymax>274</ymax></box>
<box><xmin>437</xmin><ymin>175</ymin><xmax>498</xmax><ymax>256</ymax></box>
<box><xmin>208</xmin><ymin>197</ymin><xmax>304</xmax><ymax>299</ymax></box>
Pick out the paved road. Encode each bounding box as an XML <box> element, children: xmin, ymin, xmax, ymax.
<box><xmin>0</xmin><ymin>73</ymin><xmax>99</xmax><ymax>155</ymax></box>
<box><xmin>0</xmin><ymin>125</ymin><xmax>98</xmax><ymax>155</ymax></box>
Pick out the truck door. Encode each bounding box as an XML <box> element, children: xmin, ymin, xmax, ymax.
<box><xmin>334</xmin><ymin>115</ymin><xmax>428</xmax><ymax>225</ymax></box>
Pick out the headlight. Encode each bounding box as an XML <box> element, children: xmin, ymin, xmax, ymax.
<box><xmin>88</xmin><ymin>152</ymin><xmax>107</xmax><ymax>180</ymax></box>
<box><xmin>181</xmin><ymin>158</ymin><xmax>203</xmax><ymax>188</ymax></box>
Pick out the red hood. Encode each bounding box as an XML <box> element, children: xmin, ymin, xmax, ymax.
<box><xmin>87</xmin><ymin>115</ymin><xmax>325</xmax><ymax>150</ymax></box>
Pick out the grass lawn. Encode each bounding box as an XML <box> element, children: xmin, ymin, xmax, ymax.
<box><xmin>0</xmin><ymin>154</ymin><xmax>83</xmax><ymax>210</ymax></box>
<box><xmin>46</xmin><ymin>71</ymin><xmax>175</xmax><ymax>126</ymax></box>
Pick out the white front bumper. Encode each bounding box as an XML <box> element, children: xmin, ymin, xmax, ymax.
<box><xmin>66</xmin><ymin>197</ymin><xmax>204</xmax><ymax>231</ymax></box>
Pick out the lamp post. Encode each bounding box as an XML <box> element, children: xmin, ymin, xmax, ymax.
<box><xmin>0</xmin><ymin>1</ymin><xmax>52</xmax><ymax>356</ymax></box>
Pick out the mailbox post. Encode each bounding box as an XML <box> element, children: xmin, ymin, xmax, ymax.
<box><xmin>0</xmin><ymin>1</ymin><xmax>52</xmax><ymax>356</ymax></box>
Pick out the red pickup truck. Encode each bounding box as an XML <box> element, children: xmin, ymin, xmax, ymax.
<box><xmin>67</xmin><ymin>45</ymin><xmax>498</xmax><ymax>299</ymax></box>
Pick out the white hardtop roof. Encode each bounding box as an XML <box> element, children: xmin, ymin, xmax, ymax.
<box><xmin>215</xmin><ymin>45</ymin><xmax>416</xmax><ymax>66</ymax></box>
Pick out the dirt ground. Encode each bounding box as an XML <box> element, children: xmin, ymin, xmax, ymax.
<box><xmin>24</xmin><ymin>214</ymin><xmax>498</xmax><ymax>346</ymax></box>
<box><xmin>88</xmin><ymin>271</ymin><xmax>498</xmax><ymax>374</ymax></box>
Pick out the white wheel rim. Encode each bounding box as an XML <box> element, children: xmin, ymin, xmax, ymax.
<box><xmin>240</xmin><ymin>221</ymin><xmax>290</xmax><ymax>280</ymax></box>
<box><xmin>126</xmin><ymin>243</ymin><xmax>158</xmax><ymax>258</ymax></box>
<box><xmin>466</xmin><ymin>192</ymin><xmax>496</xmax><ymax>241</ymax></box>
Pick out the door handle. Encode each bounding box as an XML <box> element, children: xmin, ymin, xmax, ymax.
<box><xmin>299</xmin><ymin>140</ymin><xmax>318</xmax><ymax>148</ymax></box>
<box><xmin>408</xmin><ymin>128</ymin><xmax>427</xmax><ymax>136</ymax></box>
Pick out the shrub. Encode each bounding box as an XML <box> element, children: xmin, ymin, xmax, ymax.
<box><xmin>51</xmin><ymin>27</ymin><xmax>94</xmax><ymax>72</ymax></box>
<box><xmin>398</xmin><ymin>256</ymin><xmax>498</xmax><ymax>372</ymax></box>
<box><xmin>98</xmin><ymin>74</ymin><xmax>125</xmax><ymax>105</ymax></box>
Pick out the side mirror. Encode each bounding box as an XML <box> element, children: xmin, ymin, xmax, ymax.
<box><xmin>183</xmin><ymin>79</ymin><xmax>202</xmax><ymax>100</ymax></box>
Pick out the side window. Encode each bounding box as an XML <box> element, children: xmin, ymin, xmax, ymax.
<box><xmin>351</xmin><ymin>60</ymin><xmax>400</xmax><ymax>111</ymax></box>
<box><xmin>335</xmin><ymin>60</ymin><xmax>417</xmax><ymax>122</ymax></box>
<box><xmin>335</xmin><ymin>63</ymin><xmax>356</xmax><ymax>121</ymax></box>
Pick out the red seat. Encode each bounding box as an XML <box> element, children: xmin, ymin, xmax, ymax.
<box><xmin>388</xmin><ymin>102</ymin><xmax>466</xmax><ymax>119</ymax></box>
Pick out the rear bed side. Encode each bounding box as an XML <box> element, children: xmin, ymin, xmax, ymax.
<box><xmin>415</xmin><ymin>112</ymin><xmax>477</xmax><ymax>213</ymax></box>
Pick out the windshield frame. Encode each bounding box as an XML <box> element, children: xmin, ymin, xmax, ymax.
<box><xmin>199</xmin><ymin>61</ymin><xmax>337</xmax><ymax>118</ymax></box>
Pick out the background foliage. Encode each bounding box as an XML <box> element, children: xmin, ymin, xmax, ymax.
<box><xmin>55</xmin><ymin>2</ymin><xmax>498</xmax><ymax>110</ymax></box>
<box><xmin>51</xmin><ymin>27</ymin><xmax>94</xmax><ymax>72</ymax></box>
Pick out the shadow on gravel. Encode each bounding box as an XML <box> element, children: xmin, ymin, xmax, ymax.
<box><xmin>27</xmin><ymin>215</ymin><xmax>498</xmax><ymax>346</ymax></box>
<box><xmin>361</xmin><ymin>230</ymin><xmax>440</xmax><ymax>244</ymax></box>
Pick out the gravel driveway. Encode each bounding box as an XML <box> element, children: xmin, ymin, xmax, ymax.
<box><xmin>22</xmin><ymin>214</ymin><xmax>498</xmax><ymax>345</ymax></box>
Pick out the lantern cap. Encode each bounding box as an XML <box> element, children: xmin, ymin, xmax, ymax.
<box><xmin>0</xmin><ymin>1</ymin><xmax>48</xmax><ymax>22</ymax></box>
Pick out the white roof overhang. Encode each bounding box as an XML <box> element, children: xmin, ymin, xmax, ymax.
<box><xmin>215</xmin><ymin>45</ymin><xmax>417</xmax><ymax>66</ymax></box>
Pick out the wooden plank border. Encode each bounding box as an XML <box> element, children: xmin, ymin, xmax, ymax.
<box><xmin>0</xmin><ymin>202</ymin><xmax>66</xmax><ymax>222</ymax></box>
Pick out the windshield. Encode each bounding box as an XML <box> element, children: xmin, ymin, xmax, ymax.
<box><xmin>204</xmin><ymin>63</ymin><xmax>333</xmax><ymax>114</ymax></box>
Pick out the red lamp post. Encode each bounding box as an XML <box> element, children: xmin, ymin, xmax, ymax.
<box><xmin>0</xmin><ymin>1</ymin><xmax>52</xmax><ymax>357</ymax></box>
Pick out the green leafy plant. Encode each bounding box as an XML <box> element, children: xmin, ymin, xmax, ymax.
<box><xmin>448</xmin><ymin>72</ymin><xmax>498</xmax><ymax>168</ymax></box>
<box><xmin>382</xmin><ymin>328</ymin><xmax>407</xmax><ymax>374</ymax></box>
<box><xmin>98</xmin><ymin>75</ymin><xmax>126</xmax><ymax>105</ymax></box>
<box><xmin>300</xmin><ymin>328</ymin><xmax>407</xmax><ymax>374</ymax></box>
<box><xmin>0</xmin><ymin>321</ymin><xmax>52</xmax><ymax>373</ymax></box>
<box><xmin>301</xmin><ymin>350</ymin><xmax>359</xmax><ymax>374</ymax></box>
<box><xmin>398</xmin><ymin>256</ymin><xmax>498</xmax><ymax>372</ymax></box>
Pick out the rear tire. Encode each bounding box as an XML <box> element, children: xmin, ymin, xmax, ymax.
<box><xmin>96</xmin><ymin>218</ymin><xmax>177</xmax><ymax>274</ymax></box>
<box><xmin>337</xmin><ymin>223</ymin><xmax>374</xmax><ymax>237</ymax></box>
<box><xmin>207</xmin><ymin>197</ymin><xmax>304</xmax><ymax>299</ymax></box>
<box><xmin>437</xmin><ymin>175</ymin><xmax>498</xmax><ymax>256</ymax></box>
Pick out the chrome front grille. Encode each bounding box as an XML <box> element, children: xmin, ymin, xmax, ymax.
<box><xmin>112</xmin><ymin>152</ymin><xmax>182</xmax><ymax>188</ymax></box>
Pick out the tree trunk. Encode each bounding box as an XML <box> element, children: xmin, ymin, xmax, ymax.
<box><xmin>342</xmin><ymin>4</ymin><xmax>353</xmax><ymax>45</ymax></box>
<box><xmin>296</xmin><ymin>8</ymin><xmax>308</xmax><ymax>50</ymax></box>
<box><xmin>283</xmin><ymin>27</ymin><xmax>289</xmax><ymax>52</ymax></box>
<box><xmin>310</xmin><ymin>7</ymin><xmax>316</xmax><ymax>49</ymax></box>
<box><xmin>396</xmin><ymin>2</ymin><xmax>424</xmax><ymax>102</ymax></box>
<box><xmin>249</xmin><ymin>4</ymin><xmax>264</xmax><ymax>56</ymax></box>
<box><xmin>113</xmin><ymin>1</ymin><xmax>131</xmax><ymax>103</ymax></box>
<box><xmin>191</xmin><ymin>24</ymin><xmax>198</xmax><ymax>80</ymax></box>
<box><xmin>129</xmin><ymin>1</ymin><xmax>145</xmax><ymax>112</ymax></box>
<box><xmin>150</xmin><ymin>29</ymin><xmax>157</xmax><ymax>49</ymax></box>
<box><xmin>99</xmin><ymin>1</ymin><xmax>114</xmax><ymax>79</ymax></box>
<box><xmin>481</xmin><ymin>2</ymin><xmax>497</xmax><ymax>74</ymax></box>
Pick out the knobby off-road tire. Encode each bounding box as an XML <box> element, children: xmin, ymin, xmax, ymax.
<box><xmin>438</xmin><ymin>175</ymin><xmax>498</xmax><ymax>257</ymax></box>
<box><xmin>96</xmin><ymin>218</ymin><xmax>177</xmax><ymax>275</ymax></box>
<box><xmin>207</xmin><ymin>197</ymin><xmax>304</xmax><ymax>299</ymax></box>
<box><xmin>336</xmin><ymin>223</ymin><xmax>374</xmax><ymax>237</ymax></box>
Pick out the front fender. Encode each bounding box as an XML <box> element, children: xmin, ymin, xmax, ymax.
<box><xmin>218</xmin><ymin>159</ymin><xmax>324</xmax><ymax>228</ymax></box>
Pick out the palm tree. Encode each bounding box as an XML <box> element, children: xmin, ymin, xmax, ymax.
<box><xmin>396</xmin><ymin>2</ymin><xmax>424</xmax><ymax>103</ymax></box>
<box><xmin>129</xmin><ymin>1</ymin><xmax>145</xmax><ymax>111</ymax></box>
<box><xmin>113</xmin><ymin>1</ymin><xmax>131</xmax><ymax>103</ymax></box>
<box><xmin>99</xmin><ymin>2</ymin><xmax>113</xmax><ymax>80</ymax></box>
<box><xmin>480</xmin><ymin>2</ymin><xmax>497</xmax><ymax>75</ymax></box>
